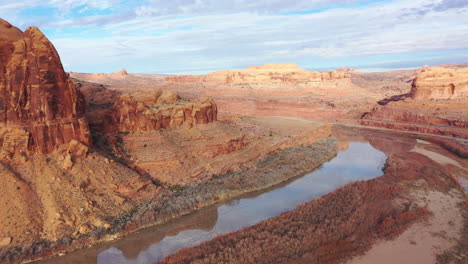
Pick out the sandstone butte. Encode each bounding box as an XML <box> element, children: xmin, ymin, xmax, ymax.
<box><xmin>78</xmin><ymin>82</ymin><xmax>218</xmax><ymax>134</ymax></box>
<box><xmin>114</xmin><ymin>96</ymin><xmax>217</xmax><ymax>132</ymax></box>
<box><xmin>360</xmin><ymin>65</ymin><xmax>468</xmax><ymax>138</ymax></box>
<box><xmin>109</xmin><ymin>90</ymin><xmax>217</xmax><ymax>132</ymax></box>
<box><xmin>116</xmin><ymin>68</ymin><xmax>128</xmax><ymax>76</ymax></box>
<box><xmin>411</xmin><ymin>66</ymin><xmax>468</xmax><ymax>99</ymax></box>
<box><xmin>166</xmin><ymin>63</ymin><xmax>350</xmax><ymax>84</ymax></box>
<box><xmin>0</xmin><ymin>18</ymin><xmax>90</xmax><ymax>155</ymax></box>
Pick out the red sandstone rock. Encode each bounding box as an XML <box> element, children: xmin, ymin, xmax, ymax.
<box><xmin>78</xmin><ymin>83</ymin><xmax>218</xmax><ymax>133</ymax></box>
<box><xmin>116</xmin><ymin>68</ymin><xmax>128</xmax><ymax>75</ymax></box>
<box><xmin>411</xmin><ymin>66</ymin><xmax>468</xmax><ymax>99</ymax></box>
<box><xmin>166</xmin><ymin>63</ymin><xmax>350</xmax><ymax>85</ymax></box>
<box><xmin>336</xmin><ymin>66</ymin><xmax>356</xmax><ymax>73</ymax></box>
<box><xmin>359</xmin><ymin>66</ymin><xmax>468</xmax><ymax>138</ymax></box>
<box><xmin>0</xmin><ymin>18</ymin><xmax>90</xmax><ymax>155</ymax></box>
<box><xmin>112</xmin><ymin>93</ymin><xmax>217</xmax><ymax>132</ymax></box>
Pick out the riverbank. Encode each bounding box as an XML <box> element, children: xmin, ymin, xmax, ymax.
<box><xmin>4</xmin><ymin>136</ymin><xmax>337</xmax><ymax>263</ymax></box>
<box><xmin>156</xmin><ymin>149</ymin><xmax>464</xmax><ymax>264</ymax></box>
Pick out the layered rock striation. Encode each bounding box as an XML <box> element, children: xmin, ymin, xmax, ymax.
<box><xmin>113</xmin><ymin>91</ymin><xmax>218</xmax><ymax>132</ymax></box>
<box><xmin>411</xmin><ymin>66</ymin><xmax>468</xmax><ymax>99</ymax></box>
<box><xmin>166</xmin><ymin>63</ymin><xmax>350</xmax><ymax>85</ymax></box>
<box><xmin>76</xmin><ymin>82</ymin><xmax>218</xmax><ymax>134</ymax></box>
<box><xmin>360</xmin><ymin>66</ymin><xmax>468</xmax><ymax>138</ymax></box>
<box><xmin>0</xmin><ymin>19</ymin><xmax>90</xmax><ymax>155</ymax></box>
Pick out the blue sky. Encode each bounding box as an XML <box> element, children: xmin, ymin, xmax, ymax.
<box><xmin>1</xmin><ymin>0</ymin><xmax>467</xmax><ymax>74</ymax></box>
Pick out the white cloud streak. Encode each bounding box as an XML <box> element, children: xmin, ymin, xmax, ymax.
<box><xmin>1</xmin><ymin>0</ymin><xmax>467</xmax><ymax>73</ymax></box>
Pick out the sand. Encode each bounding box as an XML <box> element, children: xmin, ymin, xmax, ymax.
<box><xmin>346</xmin><ymin>189</ymin><xmax>464</xmax><ymax>264</ymax></box>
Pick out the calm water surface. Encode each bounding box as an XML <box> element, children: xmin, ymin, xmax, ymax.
<box><xmin>42</xmin><ymin>141</ymin><xmax>388</xmax><ymax>264</ymax></box>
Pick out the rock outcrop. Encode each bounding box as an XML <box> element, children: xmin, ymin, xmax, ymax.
<box><xmin>0</xmin><ymin>18</ymin><xmax>90</xmax><ymax>155</ymax></box>
<box><xmin>115</xmin><ymin>68</ymin><xmax>128</xmax><ymax>76</ymax></box>
<box><xmin>166</xmin><ymin>63</ymin><xmax>350</xmax><ymax>85</ymax></box>
<box><xmin>336</xmin><ymin>67</ymin><xmax>356</xmax><ymax>73</ymax></box>
<box><xmin>411</xmin><ymin>66</ymin><xmax>468</xmax><ymax>99</ymax></box>
<box><xmin>76</xmin><ymin>82</ymin><xmax>218</xmax><ymax>134</ymax></box>
<box><xmin>360</xmin><ymin>66</ymin><xmax>468</xmax><ymax>138</ymax></box>
<box><xmin>113</xmin><ymin>92</ymin><xmax>218</xmax><ymax>132</ymax></box>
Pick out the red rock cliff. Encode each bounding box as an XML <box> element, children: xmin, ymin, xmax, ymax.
<box><xmin>411</xmin><ymin>66</ymin><xmax>468</xmax><ymax>99</ymax></box>
<box><xmin>166</xmin><ymin>63</ymin><xmax>350</xmax><ymax>85</ymax></box>
<box><xmin>0</xmin><ymin>18</ymin><xmax>90</xmax><ymax>155</ymax></box>
<box><xmin>113</xmin><ymin>91</ymin><xmax>218</xmax><ymax>132</ymax></box>
<box><xmin>359</xmin><ymin>66</ymin><xmax>468</xmax><ymax>138</ymax></box>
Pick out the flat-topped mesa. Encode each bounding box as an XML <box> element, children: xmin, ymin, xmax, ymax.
<box><xmin>411</xmin><ymin>66</ymin><xmax>468</xmax><ymax>99</ymax></box>
<box><xmin>336</xmin><ymin>66</ymin><xmax>356</xmax><ymax>73</ymax></box>
<box><xmin>114</xmin><ymin>68</ymin><xmax>128</xmax><ymax>75</ymax></box>
<box><xmin>0</xmin><ymin>18</ymin><xmax>90</xmax><ymax>155</ymax></box>
<box><xmin>166</xmin><ymin>63</ymin><xmax>350</xmax><ymax>84</ymax></box>
<box><xmin>111</xmin><ymin>90</ymin><xmax>217</xmax><ymax>132</ymax></box>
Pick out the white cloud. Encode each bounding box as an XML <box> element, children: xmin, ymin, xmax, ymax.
<box><xmin>1</xmin><ymin>0</ymin><xmax>467</xmax><ymax>73</ymax></box>
<box><xmin>47</xmin><ymin>0</ymin><xmax>119</xmax><ymax>12</ymax></box>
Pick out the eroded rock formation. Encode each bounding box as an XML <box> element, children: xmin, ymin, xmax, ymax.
<box><xmin>411</xmin><ymin>66</ymin><xmax>468</xmax><ymax>99</ymax></box>
<box><xmin>0</xmin><ymin>18</ymin><xmax>90</xmax><ymax>155</ymax></box>
<box><xmin>113</xmin><ymin>90</ymin><xmax>218</xmax><ymax>132</ymax></box>
<box><xmin>166</xmin><ymin>63</ymin><xmax>350</xmax><ymax>85</ymax></box>
<box><xmin>116</xmin><ymin>68</ymin><xmax>128</xmax><ymax>76</ymax></box>
<box><xmin>75</xmin><ymin>82</ymin><xmax>218</xmax><ymax>134</ymax></box>
<box><xmin>360</xmin><ymin>66</ymin><xmax>468</xmax><ymax>138</ymax></box>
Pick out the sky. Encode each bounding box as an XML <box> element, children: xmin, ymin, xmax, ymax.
<box><xmin>1</xmin><ymin>0</ymin><xmax>467</xmax><ymax>74</ymax></box>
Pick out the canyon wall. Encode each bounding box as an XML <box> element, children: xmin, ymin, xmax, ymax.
<box><xmin>360</xmin><ymin>66</ymin><xmax>468</xmax><ymax>138</ymax></box>
<box><xmin>411</xmin><ymin>66</ymin><xmax>468</xmax><ymax>99</ymax></box>
<box><xmin>77</xmin><ymin>83</ymin><xmax>218</xmax><ymax>134</ymax></box>
<box><xmin>113</xmin><ymin>92</ymin><xmax>218</xmax><ymax>132</ymax></box>
<box><xmin>166</xmin><ymin>63</ymin><xmax>350</xmax><ymax>85</ymax></box>
<box><xmin>0</xmin><ymin>18</ymin><xmax>90</xmax><ymax>155</ymax></box>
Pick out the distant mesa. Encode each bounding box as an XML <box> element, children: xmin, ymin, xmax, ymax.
<box><xmin>336</xmin><ymin>67</ymin><xmax>356</xmax><ymax>73</ymax></box>
<box><xmin>115</xmin><ymin>68</ymin><xmax>128</xmax><ymax>75</ymax></box>
<box><xmin>166</xmin><ymin>63</ymin><xmax>351</xmax><ymax>84</ymax></box>
<box><xmin>411</xmin><ymin>66</ymin><xmax>468</xmax><ymax>99</ymax></box>
<box><xmin>0</xmin><ymin>18</ymin><xmax>90</xmax><ymax>156</ymax></box>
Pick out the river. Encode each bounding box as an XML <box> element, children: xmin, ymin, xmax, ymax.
<box><xmin>43</xmin><ymin>131</ymin><xmax>397</xmax><ymax>264</ymax></box>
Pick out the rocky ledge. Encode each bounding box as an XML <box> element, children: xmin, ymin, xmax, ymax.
<box><xmin>360</xmin><ymin>66</ymin><xmax>468</xmax><ymax>138</ymax></box>
<box><xmin>411</xmin><ymin>66</ymin><xmax>468</xmax><ymax>99</ymax></box>
<box><xmin>112</xmin><ymin>91</ymin><xmax>217</xmax><ymax>132</ymax></box>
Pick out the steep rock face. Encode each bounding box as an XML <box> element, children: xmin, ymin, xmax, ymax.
<box><xmin>0</xmin><ymin>19</ymin><xmax>90</xmax><ymax>155</ymax></box>
<box><xmin>113</xmin><ymin>94</ymin><xmax>218</xmax><ymax>132</ymax></box>
<box><xmin>166</xmin><ymin>63</ymin><xmax>350</xmax><ymax>85</ymax></box>
<box><xmin>77</xmin><ymin>83</ymin><xmax>218</xmax><ymax>133</ymax></box>
<box><xmin>411</xmin><ymin>66</ymin><xmax>468</xmax><ymax>99</ymax></box>
<box><xmin>116</xmin><ymin>68</ymin><xmax>128</xmax><ymax>75</ymax></box>
<box><xmin>359</xmin><ymin>65</ymin><xmax>468</xmax><ymax>138</ymax></box>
